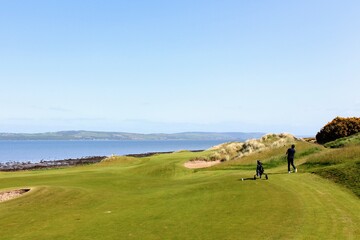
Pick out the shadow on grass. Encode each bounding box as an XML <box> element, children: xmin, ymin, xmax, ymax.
<box><xmin>237</xmin><ymin>171</ymin><xmax>300</xmax><ymax>181</ymax></box>
<box><xmin>266</xmin><ymin>172</ymin><xmax>293</xmax><ymax>175</ymax></box>
<box><xmin>238</xmin><ymin>177</ymin><xmax>255</xmax><ymax>181</ymax></box>
<box><xmin>237</xmin><ymin>177</ymin><xmax>269</xmax><ymax>181</ymax></box>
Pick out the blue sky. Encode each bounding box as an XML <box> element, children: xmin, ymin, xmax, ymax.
<box><xmin>1</xmin><ymin>0</ymin><xmax>359</xmax><ymax>135</ymax></box>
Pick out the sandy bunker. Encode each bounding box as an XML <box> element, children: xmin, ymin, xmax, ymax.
<box><xmin>184</xmin><ymin>160</ymin><xmax>221</xmax><ymax>169</ymax></box>
<box><xmin>0</xmin><ymin>189</ymin><xmax>30</xmax><ymax>203</ymax></box>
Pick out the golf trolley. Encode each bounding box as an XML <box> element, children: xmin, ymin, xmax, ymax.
<box><xmin>253</xmin><ymin>160</ymin><xmax>268</xmax><ymax>180</ymax></box>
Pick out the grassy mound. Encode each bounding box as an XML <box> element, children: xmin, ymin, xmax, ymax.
<box><xmin>301</xmin><ymin>145</ymin><xmax>360</xmax><ymax>197</ymax></box>
<box><xmin>207</xmin><ymin>139</ymin><xmax>322</xmax><ymax>170</ymax></box>
<box><xmin>324</xmin><ymin>132</ymin><xmax>360</xmax><ymax>148</ymax></box>
<box><xmin>190</xmin><ymin>133</ymin><xmax>298</xmax><ymax>163</ymax></box>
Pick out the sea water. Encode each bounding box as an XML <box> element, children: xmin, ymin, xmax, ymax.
<box><xmin>0</xmin><ymin>140</ymin><xmax>226</xmax><ymax>163</ymax></box>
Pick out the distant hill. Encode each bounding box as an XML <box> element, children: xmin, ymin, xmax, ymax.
<box><xmin>0</xmin><ymin>131</ymin><xmax>265</xmax><ymax>141</ymax></box>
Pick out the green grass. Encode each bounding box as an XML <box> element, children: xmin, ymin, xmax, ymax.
<box><xmin>324</xmin><ymin>132</ymin><xmax>360</xmax><ymax>148</ymax></box>
<box><xmin>0</xmin><ymin>144</ymin><xmax>359</xmax><ymax>239</ymax></box>
<box><xmin>208</xmin><ymin>141</ymin><xmax>323</xmax><ymax>170</ymax></box>
<box><xmin>300</xmin><ymin>145</ymin><xmax>360</xmax><ymax>197</ymax></box>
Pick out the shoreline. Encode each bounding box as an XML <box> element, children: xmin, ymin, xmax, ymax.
<box><xmin>0</xmin><ymin>150</ymin><xmax>205</xmax><ymax>171</ymax></box>
<box><xmin>0</xmin><ymin>139</ymin><xmax>222</xmax><ymax>167</ymax></box>
<box><xmin>0</xmin><ymin>156</ymin><xmax>107</xmax><ymax>171</ymax></box>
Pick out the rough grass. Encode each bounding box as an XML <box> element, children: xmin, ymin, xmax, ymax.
<box><xmin>209</xmin><ymin>141</ymin><xmax>321</xmax><ymax>169</ymax></box>
<box><xmin>193</xmin><ymin>133</ymin><xmax>298</xmax><ymax>163</ymax></box>
<box><xmin>324</xmin><ymin>132</ymin><xmax>360</xmax><ymax>148</ymax></box>
<box><xmin>301</xmin><ymin>145</ymin><xmax>360</xmax><ymax>197</ymax></box>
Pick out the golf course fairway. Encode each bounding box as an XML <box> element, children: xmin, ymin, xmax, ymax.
<box><xmin>0</xmin><ymin>150</ymin><xmax>359</xmax><ymax>240</ymax></box>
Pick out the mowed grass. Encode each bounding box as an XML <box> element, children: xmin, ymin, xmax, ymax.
<box><xmin>0</xmin><ymin>145</ymin><xmax>359</xmax><ymax>240</ymax></box>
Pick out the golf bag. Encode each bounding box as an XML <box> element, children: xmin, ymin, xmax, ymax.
<box><xmin>254</xmin><ymin>160</ymin><xmax>268</xmax><ymax>180</ymax></box>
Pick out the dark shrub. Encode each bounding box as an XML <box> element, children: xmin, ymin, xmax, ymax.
<box><xmin>316</xmin><ymin>117</ymin><xmax>360</xmax><ymax>144</ymax></box>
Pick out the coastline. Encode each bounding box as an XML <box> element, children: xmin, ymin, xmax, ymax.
<box><xmin>0</xmin><ymin>139</ymin><xmax>223</xmax><ymax>165</ymax></box>
<box><xmin>0</xmin><ymin>156</ymin><xmax>107</xmax><ymax>171</ymax></box>
<box><xmin>0</xmin><ymin>150</ymin><xmax>205</xmax><ymax>171</ymax></box>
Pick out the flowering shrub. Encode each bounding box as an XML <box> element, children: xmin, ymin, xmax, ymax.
<box><xmin>316</xmin><ymin>117</ymin><xmax>360</xmax><ymax>144</ymax></box>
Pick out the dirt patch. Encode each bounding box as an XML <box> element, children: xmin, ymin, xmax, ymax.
<box><xmin>0</xmin><ymin>189</ymin><xmax>30</xmax><ymax>203</ymax></box>
<box><xmin>184</xmin><ymin>160</ymin><xmax>221</xmax><ymax>169</ymax></box>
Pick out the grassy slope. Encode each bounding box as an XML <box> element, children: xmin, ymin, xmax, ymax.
<box><xmin>0</xmin><ymin>144</ymin><xmax>359</xmax><ymax>240</ymax></box>
<box><xmin>302</xmin><ymin>134</ymin><xmax>360</xmax><ymax>197</ymax></box>
<box><xmin>324</xmin><ymin>132</ymin><xmax>360</xmax><ymax>148</ymax></box>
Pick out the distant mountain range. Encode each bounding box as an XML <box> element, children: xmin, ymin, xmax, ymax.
<box><xmin>0</xmin><ymin>131</ymin><xmax>265</xmax><ymax>141</ymax></box>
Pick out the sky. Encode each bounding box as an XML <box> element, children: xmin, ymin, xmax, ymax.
<box><xmin>0</xmin><ymin>0</ymin><xmax>359</xmax><ymax>136</ymax></box>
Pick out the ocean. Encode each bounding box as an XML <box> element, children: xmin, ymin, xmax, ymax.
<box><xmin>0</xmin><ymin>140</ymin><xmax>226</xmax><ymax>163</ymax></box>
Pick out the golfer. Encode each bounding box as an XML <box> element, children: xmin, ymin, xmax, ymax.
<box><xmin>286</xmin><ymin>144</ymin><xmax>297</xmax><ymax>173</ymax></box>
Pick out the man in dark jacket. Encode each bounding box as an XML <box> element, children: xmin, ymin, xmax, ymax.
<box><xmin>286</xmin><ymin>144</ymin><xmax>297</xmax><ymax>173</ymax></box>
